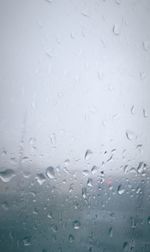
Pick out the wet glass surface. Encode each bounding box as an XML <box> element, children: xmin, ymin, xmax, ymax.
<box><xmin>0</xmin><ymin>0</ymin><xmax>150</xmax><ymax>251</ymax></box>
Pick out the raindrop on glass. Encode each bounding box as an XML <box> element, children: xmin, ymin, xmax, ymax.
<box><xmin>113</xmin><ymin>24</ymin><xmax>120</xmax><ymax>35</ymax></box>
<box><xmin>73</xmin><ymin>220</ymin><xmax>81</xmax><ymax>230</ymax></box>
<box><xmin>0</xmin><ymin>169</ymin><xmax>15</xmax><ymax>182</ymax></box>
<box><xmin>36</xmin><ymin>173</ymin><xmax>46</xmax><ymax>185</ymax></box>
<box><xmin>46</xmin><ymin>166</ymin><xmax>55</xmax><ymax>179</ymax></box>
<box><xmin>137</xmin><ymin>162</ymin><xmax>146</xmax><ymax>174</ymax></box>
<box><xmin>23</xmin><ymin>236</ymin><xmax>32</xmax><ymax>246</ymax></box>
<box><xmin>91</xmin><ymin>165</ymin><xmax>98</xmax><ymax>175</ymax></box>
<box><xmin>87</xmin><ymin>178</ymin><xmax>93</xmax><ymax>187</ymax></box>
<box><xmin>143</xmin><ymin>41</ymin><xmax>150</xmax><ymax>51</ymax></box>
<box><xmin>117</xmin><ymin>184</ymin><xmax>125</xmax><ymax>195</ymax></box>
<box><xmin>108</xmin><ymin>227</ymin><xmax>113</xmax><ymax>237</ymax></box>
<box><xmin>84</xmin><ymin>149</ymin><xmax>93</xmax><ymax>160</ymax></box>
<box><xmin>68</xmin><ymin>234</ymin><xmax>74</xmax><ymax>243</ymax></box>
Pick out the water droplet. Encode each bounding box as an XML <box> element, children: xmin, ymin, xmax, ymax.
<box><xmin>68</xmin><ymin>234</ymin><xmax>74</xmax><ymax>242</ymax></box>
<box><xmin>113</xmin><ymin>24</ymin><xmax>120</xmax><ymax>35</ymax></box>
<box><xmin>87</xmin><ymin>178</ymin><xmax>93</xmax><ymax>187</ymax></box>
<box><xmin>2</xmin><ymin>201</ymin><xmax>9</xmax><ymax>210</ymax></box>
<box><xmin>125</xmin><ymin>130</ymin><xmax>136</xmax><ymax>141</ymax></box>
<box><xmin>73</xmin><ymin>220</ymin><xmax>81</xmax><ymax>230</ymax></box>
<box><xmin>143</xmin><ymin>41</ymin><xmax>150</xmax><ymax>51</ymax></box>
<box><xmin>123</xmin><ymin>242</ymin><xmax>129</xmax><ymax>252</ymax></box>
<box><xmin>45</xmin><ymin>0</ymin><xmax>53</xmax><ymax>3</ymax></box>
<box><xmin>64</xmin><ymin>159</ymin><xmax>70</xmax><ymax>167</ymax></box>
<box><xmin>51</xmin><ymin>224</ymin><xmax>58</xmax><ymax>232</ymax></box>
<box><xmin>130</xmin><ymin>217</ymin><xmax>136</xmax><ymax>229</ymax></box>
<box><xmin>130</xmin><ymin>105</ymin><xmax>135</xmax><ymax>115</ymax></box>
<box><xmin>1</xmin><ymin>150</ymin><xmax>7</xmax><ymax>157</ymax></box>
<box><xmin>140</xmin><ymin>71</ymin><xmax>146</xmax><ymax>80</ymax></box>
<box><xmin>23</xmin><ymin>236</ymin><xmax>32</xmax><ymax>246</ymax></box>
<box><xmin>36</xmin><ymin>173</ymin><xmax>46</xmax><ymax>185</ymax></box>
<box><xmin>0</xmin><ymin>169</ymin><xmax>15</xmax><ymax>182</ymax></box>
<box><xmin>108</xmin><ymin>227</ymin><xmax>113</xmax><ymax>237</ymax></box>
<box><xmin>91</xmin><ymin>165</ymin><xmax>98</xmax><ymax>174</ymax></box>
<box><xmin>82</xmin><ymin>170</ymin><xmax>89</xmax><ymax>176</ymax></box>
<box><xmin>136</xmin><ymin>187</ymin><xmax>142</xmax><ymax>194</ymax></box>
<box><xmin>117</xmin><ymin>184</ymin><xmax>125</xmax><ymax>195</ymax></box>
<box><xmin>143</xmin><ymin>108</ymin><xmax>148</xmax><ymax>118</ymax></box>
<box><xmin>147</xmin><ymin>216</ymin><xmax>150</xmax><ymax>224</ymax></box>
<box><xmin>47</xmin><ymin>212</ymin><xmax>53</xmax><ymax>219</ymax></box>
<box><xmin>84</xmin><ymin>149</ymin><xmax>93</xmax><ymax>160</ymax></box>
<box><xmin>137</xmin><ymin>162</ymin><xmax>146</xmax><ymax>174</ymax></box>
<box><xmin>29</xmin><ymin>137</ymin><xmax>37</xmax><ymax>150</ymax></box>
<box><xmin>115</xmin><ymin>0</ymin><xmax>121</xmax><ymax>4</ymax></box>
<box><xmin>82</xmin><ymin>187</ymin><xmax>87</xmax><ymax>199</ymax></box>
<box><xmin>46</xmin><ymin>166</ymin><xmax>55</xmax><ymax>179</ymax></box>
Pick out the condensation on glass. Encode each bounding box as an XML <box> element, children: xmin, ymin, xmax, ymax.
<box><xmin>0</xmin><ymin>0</ymin><xmax>150</xmax><ymax>251</ymax></box>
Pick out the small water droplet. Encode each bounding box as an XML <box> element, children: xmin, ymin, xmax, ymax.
<box><xmin>2</xmin><ymin>201</ymin><xmax>9</xmax><ymax>210</ymax></box>
<box><xmin>84</xmin><ymin>149</ymin><xmax>93</xmax><ymax>160</ymax></box>
<box><xmin>140</xmin><ymin>71</ymin><xmax>146</xmax><ymax>80</ymax></box>
<box><xmin>82</xmin><ymin>170</ymin><xmax>89</xmax><ymax>176</ymax></box>
<box><xmin>73</xmin><ymin>220</ymin><xmax>81</xmax><ymax>230</ymax></box>
<box><xmin>51</xmin><ymin>224</ymin><xmax>58</xmax><ymax>232</ymax></box>
<box><xmin>147</xmin><ymin>216</ymin><xmax>150</xmax><ymax>224</ymax></box>
<box><xmin>137</xmin><ymin>162</ymin><xmax>146</xmax><ymax>174</ymax></box>
<box><xmin>23</xmin><ymin>236</ymin><xmax>32</xmax><ymax>246</ymax></box>
<box><xmin>68</xmin><ymin>234</ymin><xmax>74</xmax><ymax>242</ymax></box>
<box><xmin>91</xmin><ymin>165</ymin><xmax>98</xmax><ymax>174</ymax></box>
<box><xmin>115</xmin><ymin>0</ymin><xmax>121</xmax><ymax>4</ymax></box>
<box><xmin>125</xmin><ymin>130</ymin><xmax>136</xmax><ymax>141</ymax></box>
<box><xmin>36</xmin><ymin>173</ymin><xmax>46</xmax><ymax>185</ymax></box>
<box><xmin>46</xmin><ymin>166</ymin><xmax>55</xmax><ymax>179</ymax></box>
<box><xmin>47</xmin><ymin>212</ymin><xmax>53</xmax><ymax>219</ymax></box>
<box><xmin>123</xmin><ymin>242</ymin><xmax>129</xmax><ymax>252</ymax></box>
<box><xmin>45</xmin><ymin>0</ymin><xmax>53</xmax><ymax>3</ymax></box>
<box><xmin>113</xmin><ymin>24</ymin><xmax>120</xmax><ymax>35</ymax></box>
<box><xmin>130</xmin><ymin>217</ymin><xmax>136</xmax><ymax>229</ymax></box>
<box><xmin>87</xmin><ymin>178</ymin><xmax>93</xmax><ymax>187</ymax></box>
<box><xmin>108</xmin><ymin>227</ymin><xmax>113</xmax><ymax>237</ymax></box>
<box><xmin>64</xmin><ymin>159</ymin><xmax>70</xmax><ymax>167</ymax></box>
<box><xmin>143</xmin><ymin>108</ymin><xmax>148</xmax><ymax>118</ymax></box>
<box><xmin>143</xmin><ymin>41</ymin><xmax>150</xmax><ymax>51</ymax></box>
<box><xmin>82</xmin><ymin>187</ymin><xmax>87</xmax><ymax>199</ymax></box>
<box><xmin>136</xmin><ymin>186</ymin><xmax>142</xmax><ymax>194</ymax></box>
<box><xmin>117</xmin><ymin>184</ymin><xmax>125</xmax><ymax>195</ymax></box>
<box><xmin>130</xmin><ymin>105</ymin><xmax>135</xmax><ymax>115</ymax></box>
<box><xmin>0</xmin><ymin>169</ymin><xmax>15</xmax><ymax>182</ymax></box>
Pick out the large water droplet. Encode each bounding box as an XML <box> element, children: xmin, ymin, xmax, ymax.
<box><xmin>117</xmin><ymin>184</ymin><xmax>125</xmax><ymax>195</ymax></box>
<box><xmin>73</xmin><ymin>220</ymin><xmax>81</xmax><ymax>230</ymax></box>
<box><xmin>0</xmin><ymin>169</ymin><xmax>15</xmax><ymax>182</ymax></box>
<box><xmin>36</xmin><ymin>173</ymin><xmax>46</xmax><ymax>185</ymax></box>
<box><xmin>84</xmin><ymin>149</ymin><xmax>93</xmax><ymax>160</ymax></box>
<box><xmin>46</xmin><ymin>166</ymin><xmax>55</xmax><ymax>179</ymax></box>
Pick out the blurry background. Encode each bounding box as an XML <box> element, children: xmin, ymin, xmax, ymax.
<box><xmin>0</xmin><ymin>0</ymin><xmax>150</xmax><ymax>251</ymax></box>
